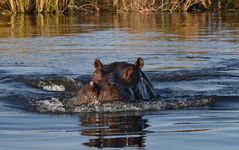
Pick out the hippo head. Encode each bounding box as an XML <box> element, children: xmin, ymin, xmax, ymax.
<box><xmin>92</xmin><ymin>58</ymin><xmax>143</xmax><ymax>87</ymax></box>
<box><xmin>74</xmin><ymin>58</ymin><xmax>156</xmax><ymax>105</ymax></box>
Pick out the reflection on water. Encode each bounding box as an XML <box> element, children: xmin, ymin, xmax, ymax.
<box><xmin>1</xmin><ymin>12</ymin><xmax>239</xmax><ymax>74</ymax></box>
<box><xmin>0</xmin><ymin>12</ymin><xmax>239</xmax><ymax>38</ymax></box>
<box><xmin>79</xmin><ymin>113</ymin><xmax>148</xmax><ymax>148</ymax></box>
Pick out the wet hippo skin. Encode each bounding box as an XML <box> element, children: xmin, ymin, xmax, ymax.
<box><xmin>74</xmin><ymin>58</ymin><xmax>156</xmax><ymax>105</ymax></box>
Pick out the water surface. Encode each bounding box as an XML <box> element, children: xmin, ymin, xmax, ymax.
<box><xmin>0</xmin><ymin>12</ymin><xmax>239</xmax><ymax>149</ymax></box>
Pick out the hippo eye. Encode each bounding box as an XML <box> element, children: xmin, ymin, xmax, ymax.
<box><xmin>131</xmin><ymin>70</ymin><xmax>139</xmax><ymax>78</ymax></box>
<box><xmin>124</xmin><ymin>68</ymin><xmax>139</xmax><ymax>81</ymax></box>
<box><xmin>124</xmin><ymin>68</ymin><xmax>133</xmax><ymax>79</ymax></box>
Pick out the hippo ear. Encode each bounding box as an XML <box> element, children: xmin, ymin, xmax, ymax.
<box><xmin>135</xmin><ymin>58</ymin><xmax>144</xmax><ymax>69</ymax></box>
<box><xmin>94</xmin><ymin>59</ymin><xmax>103</xmax><ymax>69</ymax></box>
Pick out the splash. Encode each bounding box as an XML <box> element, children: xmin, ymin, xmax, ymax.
<box><xmin>20</xmin><ymin>75</ymin><xmax>82</xmax><ymax>92</ymax></box>
<box><xmin>42</xmin><ymin>82</ymin><xmax>66</xmax><ymax>91</ymax></box>
<box><xmin>26</xmin><ymin>98</ymin><xmax>66</xmax><ymax>113</ymax></box>
<box><xmin>25</xmin><ymin>96</ymin><xmax>215</xmax><ymax>113</ymax></box>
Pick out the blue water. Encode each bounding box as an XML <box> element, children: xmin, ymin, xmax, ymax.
<box><xmin>0</xmin><ymin>12</ymin><xmax>239</xmax><ymax>149</ymax></box>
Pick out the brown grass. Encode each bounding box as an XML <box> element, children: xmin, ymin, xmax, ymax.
<box><xmin>0</xmin><ymin>0</ymin><xmax>238</xmax><ymax>14</ymax></box>
<box><xmin>113</xmin><ymin>0</ymin><xmax>215</xmax><ymax>12</ymax></box>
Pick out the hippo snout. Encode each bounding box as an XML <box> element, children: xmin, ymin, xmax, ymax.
<box><xmin>74</xmin><ymin>81</ymin><xmax>135</xmax><ymax>105</ymax></box>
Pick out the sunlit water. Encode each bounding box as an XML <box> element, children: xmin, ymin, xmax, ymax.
<box><xmin>0</xmin><ymin>12</ymin><xmax>239</xmax><ymax>149</ymax></box>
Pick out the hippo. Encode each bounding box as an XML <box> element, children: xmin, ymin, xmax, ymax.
<box><xmin>74</xmin><ymin>58</ymin><xmax>156</xmax><ymax>105</ymax></box>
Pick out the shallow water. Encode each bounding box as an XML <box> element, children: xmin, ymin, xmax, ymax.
<box><xmin>0</xmin><ymin>12</ymin><xmax>239</xmax><ymax>149</ymax></box>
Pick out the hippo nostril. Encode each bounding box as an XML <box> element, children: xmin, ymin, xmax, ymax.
<box><xmin>105</xmin><ymin>82</ymin><xmax>116</xmax><ymax>86</ymax></box>
<box><xmin>110</xmin><ymin>82</ymin><xmax>116</xmax><ymax>86</ymax></box>
<box><xmin>89</xmin><ymin>81</ymin><xmax>101</xmax><ymax>93</ymax></box>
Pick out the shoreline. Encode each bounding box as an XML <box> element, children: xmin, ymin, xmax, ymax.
<box><xmin>0</xmin><ymin>0</ymin><xmax>239</xmax><ymax>15</ymax></box>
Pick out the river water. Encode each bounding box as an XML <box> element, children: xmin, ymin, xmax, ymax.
<box><xmin>0</xmin><ymin>12</ymin><xmax>239</xmax><ymax>149</ymax></box>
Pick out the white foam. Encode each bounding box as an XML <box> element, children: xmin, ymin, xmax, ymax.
<box><xmin>27</xmin><ymin>98</ymin><xmax>65</xmax><ymax>113</ymax></box>
<box><xmin>43</xmin><ymin>84</ymin><xmax>66</xmax><ymax>91</ymax></box>
<box><xmin>26</xmin><ymin>96</ymin><xmax>215</xmax><ymax>113</ymax></box>
<box><xmin>72</xmin><ymin>97</ymin><xmax>215</xmax><ymax>113</ymax></box>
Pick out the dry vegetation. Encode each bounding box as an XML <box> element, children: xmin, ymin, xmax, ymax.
<box><xmin>0</xmin><ymin>0</ymin><xmax>238</xmax><ymax>14</ymax></box>
<box><xmin>113</xmin><ymin>0</ymin><xmax>239</xmax><ymax>12</ymax></box>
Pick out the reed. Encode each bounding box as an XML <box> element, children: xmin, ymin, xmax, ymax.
<box><xmin>220</xmin><ymin>0</ymin><xmax>239</xmax><ymax>9</ymax></box>
<box><xmin>0</xmin><ymin>0</ymin><xmax>239</xmax><ymax>14</ymax></box>
<box><xmin>0</xmin><ymin>0</ymin><xmax>100</xmax><ymax>14</ymax></box>
<box><xmin>113</xmin><ymin>0</ymin><xmax>215</xmax><ymax>12</ymax></box>
<box><xmin>113</xmin><ymin>0</ymin><xmax>239</xmax><ymax>11</ymax></box>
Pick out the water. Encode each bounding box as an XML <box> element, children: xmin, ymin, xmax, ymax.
<box><xmin>0</xmin><ymin>12</ymin><xmax>239</xmax><ymax>149</ymax></box>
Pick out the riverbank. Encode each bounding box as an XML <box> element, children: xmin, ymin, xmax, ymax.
<box><xmin>0</xmin><ymin>0</ymin><xmax>239</xmax><ymax>14</ymax></box>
